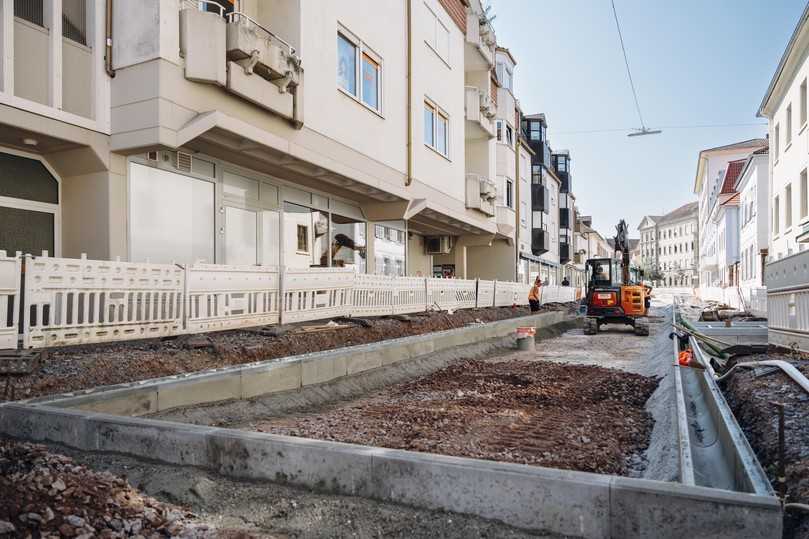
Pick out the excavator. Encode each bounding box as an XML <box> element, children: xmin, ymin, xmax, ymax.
<box><xmin>582</xmin><ymin>219</ymin><xmax>651</xmax><ymax>336</ymax></box>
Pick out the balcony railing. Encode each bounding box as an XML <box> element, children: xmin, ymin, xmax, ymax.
<box><xmin>559</xmin><ymin>207</ymin><xmax>572</xmax><ymax>229</ymax></box>
<box><xmin>464</xmin><ymin>86</ymin><xmax>496</xmax><ymax>139</ymax></box>
<box><xmin>532</xmin><ymin>227</ymin><xmax>550</xmax><ymax>256</ymax></box>
<box><xmin>465</xmin><ymin>174</ymin><xmax>496</xmax><ymax>217</ymax></box>
<box><xmin>465</xmin><ymin>7</ymin><xmax>496</xmax><ymax>70</ymax></box>
<box><xmin>531</xmin><ymin>184</ymin><xmax>549</xmax><ymax>212</ymax></box>
<box><xmin>560</xmin><ymin>243</ymin><xmax>571</xmax><ymax>263</ymax></box>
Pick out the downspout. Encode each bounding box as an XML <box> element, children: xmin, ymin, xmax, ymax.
<box><xmin>514</xmin><ymin>138</ymin><xmax>521</xmax><ymax>282</ymax></box>
<box><xmin>105</xmin><ymin>0</ymin><xmax>115</xmax><ymax>78</ymax></box>
<box><xmin>405</xmin><ymin>0</ymin><xmax>413</xmax><ymax>186</ymax></box>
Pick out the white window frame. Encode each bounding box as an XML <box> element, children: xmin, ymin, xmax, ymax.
<box><xmin>337</xmin><ymin>27</ymin><xmax>383</xmax><ymax>115</ymax></box>
<box><xmin>424</xmin><ymin>99</ymin><xmax>450</xmax><ymax>159</ymax></box>
<box><xmin>0</xmin><ymin>148</ymin><xmax>62</xmax><ymax>257</ymax></box>
<box><xmin>424</xmin><ymin>2</ymin><xmax>450</xmax><ymax>65</ymax></box>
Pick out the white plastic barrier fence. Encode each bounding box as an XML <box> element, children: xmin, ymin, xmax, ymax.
<box><xmin>0</xmin><ymin>252</ymin><xmax>21</xmax><ymax>350</ymax></box>
<box><xmin>391</xmin><ymin>276</ymin><xmax>429</xmax><ymax>315</ymax></box>
<box><xmin>747</xmin><ymin>287</ymin><xmax>768</xmax><ymax>318</ymax></box>
<box><xmin>766</xmin><ymin>251</ymin><xmax>809</xmax><ymax>351</ymax></box>
<box><xmin>22</xmin><ymin>255</ymin><xmax>185</xmax><ymax>349</ymax></box>
<box><xmin>14</xmin><ymin>254</ymin><xmax>573</xmax><ymax>350</ymax></box>
<box><xmin>282</xmin><ymin>267</ymin><xmax>355</xmax><ymax>324</ymax></box>
<box><xmin>186</xmin><ymin>264</ymin><xmax>280</xmax><ymax>333</ymax></box>
<box><xmin>352</xmin><ymin>274</ymin><xmax>397</xmax><ymax>317</ymax></box>
<box><xmin>476</xmin><ymin>280</ymin><xmax>495</xmax><ymax>308</ymax></box>
<box><xmin>698</xmin><ymin>286</ymin><xmax>743</xmax><ymax>310</ymax></box>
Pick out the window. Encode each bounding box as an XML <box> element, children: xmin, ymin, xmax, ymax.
<box><xmin>506</xmin><ymin>180</ymin><xmax>514</xmax><ymax>208</ymax></box>
<box><xmin>775</xmin><ymin>124</ymin><xmax>780</xmax><ymax>159</ymax></box>
<box><xmin>424</xmin><ymin>101</ymin><xmax>448</xmax><ymax>157</ymax></box>
<box><xmin>529</xmin><ymin>121</ymin><xmax>541</xmax><ymax>141</ymax></box>
<box><xmin>496</xmin><ymin>62</ymin><xmax>513</xmax><ymax>92</ymax></box>
<box><xmin>786</xmin><ymin>184</ymin><xmax>793</xmax><ymax>228</ymax></box>
<box><xmin>337</xmin><ymin>32</ymin><xmax>382</xmax><ymax>112</ymax></box>
<box><xmin>62</xmin><ymin>0</ymin><xmax>87</xmax><ymax>44</ymax></box>
<box><xmin>14</xmin><ymin>0</ymin><xmax>43</xmax><ymax>26</ymax></box>
<box><xmin>496</xmin><ymin>120</ymin><xmax>503</xmax><ymax>142</ymax></box>
<box><xmin>505</xmin><ymin>125</ymin><xmax>514</xmax><ymax>146</ymax></box>
<box><xmin>774</xmin><ymin>195</ymin><xmax>780</xmax><ymax>235</ymax></box>
<box><xmin>375</xmin><ymin>224</ymin><xmax>385</xmax><ymax>239</ymax></box>
<box><xmin>296</xmin><ymin>225</ymin><xmax>308</xmax><ymax>252</ymax></box>
<box><xmin>802</xmin><ymin>169</ymin><xmax>808</xmax><ymax>220</ymax></box>
<box><xmin>802</xmin><ymin>80</ymin><xmax>808</xmax><ymax>126</ymax></box>
<box><xmin>787</xmin><ymin>104</ymin><xmax>793</xmax><ymax>146</ymax></box>
<box><xmin>425</xmin><ymin>6</ymin><xmax>450</xmax><ymax>61</ymax></box>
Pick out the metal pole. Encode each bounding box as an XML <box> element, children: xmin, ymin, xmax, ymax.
<box><xmin>770</xmin><ymin>401</ymin><xmax>787</xmax><ymax>499</ymax></box>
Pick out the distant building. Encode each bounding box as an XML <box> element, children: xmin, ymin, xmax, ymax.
<box><xmin>735</xmin><ymin>146</ymin><xmax>770</xmax><ymax>288</ymax></box>
<box><xmin>637</xmin><ymin>202</ymin><xmax>699</xmax><ymax>287</ymax></box>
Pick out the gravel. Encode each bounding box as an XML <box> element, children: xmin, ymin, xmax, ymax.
<box><xmin>3</xmin><ymin>304</ymin><xmax>572</xmax><ymax>403</ymax></box>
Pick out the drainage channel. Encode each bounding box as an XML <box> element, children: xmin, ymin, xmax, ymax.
<box><xmin>672</xmin><ymin>298</ymin><xmax>774</xmax><ymax>495</ymax></box>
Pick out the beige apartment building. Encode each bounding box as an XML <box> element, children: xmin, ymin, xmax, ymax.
<box><xmin>0</xmin><ymin>0</ymin><xmax>538</xmax><ymax>281</ymax></box>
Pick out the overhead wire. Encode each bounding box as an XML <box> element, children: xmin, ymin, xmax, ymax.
<box><xmin>552</xmin><ymin>122</ymin><xmax>768</xmax><ymax>135</ymax></box>
<box><xmin>611</xmin><ymin>0</ymin><xmax>647</xmax><ymax>130</ymax></box>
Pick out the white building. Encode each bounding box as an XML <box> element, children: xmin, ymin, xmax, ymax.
<box><xmin>758</xmin><ymin>3</ymin><xmax>809</xmax><ymax>260</ymax></box>
<box><xmin>736</xmin><ymin>147</ymin><xmax>770</xmax><ymax>288</ymax></box>
<box><xmin>693</xmin><ymin>139</ymin><xmax>767</xmax><ymax>288</ymax></box>
<box><xmin>0</xmin><ymin>0</ymin><xmax>531</xmax><ymax>282</ymax></box>
<box><xmin>637</xmin><ymin>202</ymin><xmax>699</xmax><ymax>287</ymax></box>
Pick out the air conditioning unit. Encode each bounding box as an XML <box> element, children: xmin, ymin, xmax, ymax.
<box><xmin>425</xmin><ymin>236</ymin><xmax>453</xmax><ymax>255</ymax></box>
<box><xmin>479</xmin><ymin>178</ymin><xmax>497</xmax><ymax>200</ymax></box>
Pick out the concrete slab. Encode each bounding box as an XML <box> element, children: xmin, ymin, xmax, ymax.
<box><xmin>0</xmin><ymin>404</ymin><xmax>92</xmax><ymax>448</ymax></box>
<box><xmin>71</xmin><ymin>386</ymin><xmax>158</xmax><ymax>416</ymax></box>
<box><xmin>241</xmin><ymin>360</ymin><xmax>301</xmax><ymax>398</ymax></box>
<box><xmin>346</xmin><ymin>351</ymin><xmax>380</xmax><ymax>375</ymax></box>
<box><xmin>301</xmin><ymin>355</ymin><xmax>338</xmax><ymax>386</ymax></box>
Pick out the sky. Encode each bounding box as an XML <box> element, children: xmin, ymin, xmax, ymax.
<box><xmin>490</xmin><ymin>0</ymin><xmax>804</xmax><ymax>239</ymax></box>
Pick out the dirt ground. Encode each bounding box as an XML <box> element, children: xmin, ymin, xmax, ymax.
<box><xmin>3</xmin><ymin>304</ymin><xmax>571</xmax><ymax>403</ymax></box>
<box><xmin>720</xmin><ymin>349</ymin><xmax>809</xmax><ymax>539</ymax></box>
<box><xmin>24</xmin><ymin>440</ymin><xmax>560</xmax><ymax>539</ymax></box>
<box><xmin>239</xmin><ymin>359</ymin><xmax>658</xmax><ymax>475</ymax></box>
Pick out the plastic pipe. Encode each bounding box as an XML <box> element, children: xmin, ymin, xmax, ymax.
<box><xmin>716</xmin><ymin>360</ymin><xmax>809</xmax><ymax>396</ymax></box>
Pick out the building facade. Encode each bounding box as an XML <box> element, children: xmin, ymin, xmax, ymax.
<box><xmin>637</xmin><ymin>202</ymin><xmax>699</xmax><ymax>287</ymax></box>
<box><xmin>736</xmin><ymin>147</ymin><xmax>770</xmax><ymax>288</ymax></box>
<box><xmin>693</xmin><ymin>139</ymin><xmax>767</xmax><ymax>288</ymax></box>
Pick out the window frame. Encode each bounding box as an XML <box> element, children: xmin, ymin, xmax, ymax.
<box><xmin>786</xmin><ymin>183</ymin><xmax>793</xmax><ymax>230</ymax></box>
<box><xmin>787</xmin><ymin>103</ymin><xmax>793</xmax><ymax>147</ymax></box>
<box><xmin>296</xmin><ymin>224</ymin><xmax>309</xmax><ymax>254</ymax></box>
<box><xmin>337</xmin><ymin>28</ymin><xmax>383</xmax><ymax>115</ymax></box>
<box><xmin>424</xmin><ymin>99</ymin><xmax>450</xmax><ymax>159</ymax></box>
<box><xmin>802</xmin><ymin>79</ymin><xmax>808</xmax><ymax>128</ymax></box>
<box><xmin>424</xmin><ymin>2</ymin><xmax>450</xmax><ymax>64</ymax></box>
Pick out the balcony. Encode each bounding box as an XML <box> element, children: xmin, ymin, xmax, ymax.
<box><xmin>495</xmin><ymin>205</ymin><xmax>516</xmax><ymax>240</ymax></box>
<box><xmin>557</xmin><ymin>170</ymin><xmax>571</xmax><ymax>193</ymax></box>
<box><xmin>527</xmin><ymin>140</ymin><xmax>552</xmax><ymax>167</ymax></box>
<box><xmin>178</xmin><ymin>5</ymin><xmax>303</xmax><ymax>125</ymax></box>
<box><xmin>559</xmin><ymin>207</ymin><xmax>572</xmax><ymax>229</ymax></box>
<box><xmin>560</xmin><ymin>242</ymin><xmax>571</xmax><ymax>264</ymax></box>
<box><xmin>464</xmin><ymin>86</ymin><xmax>496</xmax><ymax>139</ymax></box>
<box><xmin>531</xmin><ymin>184</ymin><xmax>549</xmax><ymax>212</ymax></box>
<box><xmin>465</xmin><ymin>6</ymin><xmax>496</xmax><ymax>71</ymax></box>
<box><xmin>465</xmin><ymin>174</ymin><xmax>496</xmax><ymax>217</ymax></box>
<box><xmin>532</xmin><ymin>227</ymin><xmax>550</xmax><ymax>256</ymax></box>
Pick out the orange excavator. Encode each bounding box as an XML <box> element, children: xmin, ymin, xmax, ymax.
<box><xmin>582</xmin><ymin>219</ymin><xmax>651</xmax><ymax>336</ymax></box>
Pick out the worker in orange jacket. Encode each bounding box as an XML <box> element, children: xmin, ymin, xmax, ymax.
<box><xmin>528</xmin><ymin>276</ymin><xmax>542</xmax><ymax>312</ymax></box>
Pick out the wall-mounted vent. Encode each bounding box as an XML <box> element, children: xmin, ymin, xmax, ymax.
<box><xmin>176</xmin><ymin>151</ymin><xmax>193</xmax><ymax>173</ymax></box>
<box><xmin>146</xmin><ymin>151</ymin><xmax>158</xmax><ymax>161</ymax></box>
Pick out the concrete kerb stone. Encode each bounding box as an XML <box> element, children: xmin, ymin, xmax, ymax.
<box><xmin>609</xmin><ymin>475</ymin><xmax>782</xmax><ymax>539</ymax></box>
<box><xmin>241</xmin><ymin>359</ymin><xmax>302</xmax><ymax>399</ymax></box>
<box><xmin>0</xmin><ymin>404</ymin><xmax>94</xmax><ymax>449</ymax></box>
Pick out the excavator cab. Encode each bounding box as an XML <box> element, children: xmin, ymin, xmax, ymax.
<box><xmin>583</xmin><ymin>221</ymin><xmax>650</xmax><ymax>336</ymax></box>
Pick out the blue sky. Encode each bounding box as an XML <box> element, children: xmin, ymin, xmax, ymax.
<box><xmin>490</xmin><ymin>0</ymin><xmax>804</xmax><ymax>239</ymax></box>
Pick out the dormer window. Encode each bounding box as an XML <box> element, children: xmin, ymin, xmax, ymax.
<box><xmin>496</xmin><ymin>62</ymin><xmax>513</xmax><ymax>92</ymax></box>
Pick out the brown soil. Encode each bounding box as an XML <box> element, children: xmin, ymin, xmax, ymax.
<box><xmin>247</xmin><ymin>359</ymin><xmax>659</xmax><ymax>476</ymax></box>
<box><xmin>0</xmin><ymin>438</ymin><xmax>235</xmax><ymax>538</ymax></box>
<box><xmin>4</xmin><ymin>304</ymin><xmax>571</xmax><ymax>403</ymax></box>
<box><xmin>721</xmin><ymin>349</ymin><xmax>809</xmax><ymax>539</ymax></box>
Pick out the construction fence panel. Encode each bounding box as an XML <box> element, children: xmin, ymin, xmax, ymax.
<box><xmin>282</xmin><ymin>267</ymin><xmax>355</xmax><ymax>324</ymax></box>
<box><xmin>494</xmin><ymin>281</ymin><xmax>529</xmax><ymax>307</ymax></box>
<box><xmin>766</xmin><ymin>250</ymin><xmax>809</xmax><ymax>351</ymax></box>
<box><xmin>391</xmin><ymin>276</ymin><xmax>429</xmax><ymax>315</ymax></box>
<box><xmin>747</xmin><ymin>287</ymin><xmax>768</xmax><ymax>318</ymax></box>
<box><xmin>476</xmin><ymin>280</ymin><xmax>495</xmax><ymax>308</ymax></box>
<box><xmin>0</xmin><ymin>252</ymin><xmax>21</xmax><ymax>350</ymax></box>
<box><xmin>22</xmin><ymin>255</ymin><xmax>185</xmax><ymax>349</ymax></box>
<box><xmin>186</xmin><ymin>264</ymin><xmax>280</xmax><ymax>333</ymax></box>
<box><xmin>351</xmin><ymin>274</ymin><xmax>396</xmax><ymax>318</ymax></box>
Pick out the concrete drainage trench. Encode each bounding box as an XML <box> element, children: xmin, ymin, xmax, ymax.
<box><xmin>0</xmin><ymin>308</ymin><xmax>782</xmax><ymax>538</ymax></box>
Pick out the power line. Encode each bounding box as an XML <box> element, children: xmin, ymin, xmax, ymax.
<box><xmin>611</xmin><ymin>0</ymin><xmax>647</xmax><ymax>130</ymax></box>
<box><xmin>552</xmin><ymin>122</ymin><xmax>767</xmax><ymax>135</ymax></box>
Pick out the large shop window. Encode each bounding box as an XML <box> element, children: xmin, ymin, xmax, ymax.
<box><xmin>373</xmin><ymin>220</ymin><xmax>406</xmax><ymax>276</ymax></box>
<box><xmin>283</xmin><ymin>202</ymin><xmax>329</xmax><ymax>268</ymax></box>
<box><xmin>129</xmin><ymin>163</ymin><xmax>215</xmax><ymax>265</ymax></box>
<box><xmin>331</xmin><ymin>214</ymin><xmax>366</xmax><ymax>272</ymax></box>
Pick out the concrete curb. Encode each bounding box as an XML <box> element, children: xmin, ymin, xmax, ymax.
<box><xmin>0</xmin><ymin>403</ymin><xmax>782</xmax><ymax>539</ymax></box>
<box><xmin>24</xmin><ymin>310</ymin><xmax>569</xmax><ymax>415</ymax></box>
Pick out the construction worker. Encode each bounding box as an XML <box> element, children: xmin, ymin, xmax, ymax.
<box><xmin>561</xmin><ymin>276</ymin><xmax>570</xmax><ymax>286</ymax></box>
<box><xmin>528</xmin><ymin>276</ymin><xmax>542</xmax><ymax>312</ymax></box>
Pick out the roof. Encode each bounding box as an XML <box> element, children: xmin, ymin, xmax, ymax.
<box><xmin>523</xmin><ymin>113</ymin><xmax>547</xmax><ymax>122</ymax></box>
<box><xmin>720</xmin><ymin>192</ymin><xmax>741</xmax><ymax>207</ymax></box>
<box><xmin>758</xmin><ymin>2</ymin><xmax>809</xmax><ymax>117</ymax></box>
<box><xmin>693</xmin><ymin>138</ymin><xmax>768</xmax><ymax>193</ymax></box>
<box><xmin>734</xmin><ymin>145</ymin><xmax>769</xmax><ymax>191</ymax></box>
<box><xmin>658</xmin><ymin>201</ymin><xmax>698</xmax><ymax>224</ymax></box>
<box><xmin>495</xmin><ymin>46</ymin><xmax>517</xmax><ymax>66</ymax></box>
<box><xmin>720</xmin><ymin>159</ymin><xmax>746</xmax><ymax>195</ymax></box>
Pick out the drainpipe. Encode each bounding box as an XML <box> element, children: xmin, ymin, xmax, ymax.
<box><xmin>514</xmin><ymin>138</ymin><xmax>521</xmax><ymax>282</ymax></box>
<box><xmin>405</xmin><ymin>0</ymin><xmax>413</xmax><ymax>186</ymax></box>
<box><xmin>105</xmin><ymin>0</ymin><xmax>115</xmax><ymax>78</ymax></box>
